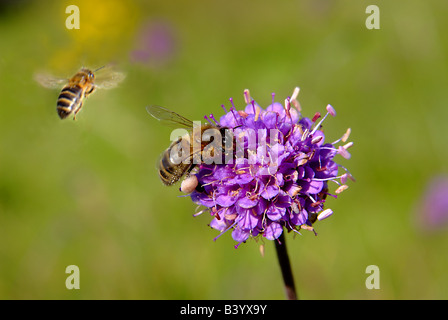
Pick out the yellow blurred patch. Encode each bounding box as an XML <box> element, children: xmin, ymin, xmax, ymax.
<box><xmin>50</xmin><ymin>0</ymin><xmax>140</xmax><ymax>69</ymax></box>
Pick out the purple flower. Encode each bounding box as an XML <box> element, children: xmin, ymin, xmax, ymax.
<box><xmin>130</xmin><ymin>19</ymin><xmax>177</xmax><ymax>67</ymax></box>
<box><xmin>414</xmin><ymin>175</ymin><xmax>448</xmax><ymax>231</ymax></box>
<box><xmin>189</xmin><ymin>88</ymin><xmax>353</xmax><ymax>247</ymax></box>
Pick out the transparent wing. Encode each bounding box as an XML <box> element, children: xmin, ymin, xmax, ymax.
<box><xmin>95</xmin><ymin>71</ymin><xmax>126</xmax><ymax>89</ymax></box>
<box><xmin>146</xmin><ymin>105</ymin><xmax>195</xmax><ymax>129</ymax></box>
<box><xmin>34</xmin><ymin>72</ymin><xmax>67</xmax><ymax>89</ymax></box>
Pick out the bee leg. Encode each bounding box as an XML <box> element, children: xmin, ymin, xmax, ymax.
<box><xmin>72</xmin><ymin>103</ymin><xmax>83</xmax><ymax>121</ymax></box>
<box><xmin>85</xmin><ymin>86</ymin><xmax>96</xmax><ymax>98</ymax></box>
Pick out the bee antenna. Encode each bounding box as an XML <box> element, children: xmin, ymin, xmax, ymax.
<box><xmin>94</xmin><ymin>65</ymin><xmax>106</xmax><ymax>73</ymax></box>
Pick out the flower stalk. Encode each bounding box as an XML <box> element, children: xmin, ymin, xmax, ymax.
<box><xmin>274</xmin><ymin>233</ymin><xmax>298</xmax><ymax>300</ymax></box>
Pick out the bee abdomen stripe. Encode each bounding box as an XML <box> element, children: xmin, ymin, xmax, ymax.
<box><xmin>58</xmin><ymin>90</ymin><xmax>77</xmax><ymax>100</ymax></box>
<box><xmin>158</xmin><ymin>168</ymin><xmax>172</xmax><ymax>183</ymax></box>
<box><xmin>160</xmin><ymin>153</ymin><xmax>178</xmax><ymax>174</ymax></box>
<box><xmin>62</xmin><ymin>85</ymin><xmax>82</xmax><ymax>95</ymax></box>
<box><xmin>57</xmin><ymin>98</ymin><xmax>73</xmax><ymax>108</ymax></box>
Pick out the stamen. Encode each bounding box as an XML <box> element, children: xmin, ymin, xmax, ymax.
<box><xmin>337</xmin><ymin>146</ymin><xmax>351</xmax><ymax>159</ymax></box>
<box><xmin>291</xmin><ymin>87</ymin><xmax>300</xmax><ymax>100</ymax></box>
<box><xmin>230</xmin><ymin>107</ymin><xmax>243</xmax><ymax>126</ymax></box>
<box><xmin>335</xmin><ymin>185</ymin><xmax>348</xmax><ymax>194</ymax></box>
<box><xmin>193</xmin><ymin>209</ymin><xmax>207</xmax><ymax>217</ymax></box>
<box><xmin>341</xmin><ymin>128</ymin><xmax>351</xmax><ymax>142</ymax></box>
<box><xmin>312</xmin><ymin>112</ymin><xmax>321</xmax><ymax>122</ymax></box>
<box><xmin>238</xmin><ymin>110</ymin><xmax>248</xmax><ymax>118</ymax></box>
<box><xmin>229</xmin><ymin>97</ymin><xmax>236</xmax><ymax>109</ymax></box>
<box><xmin>291</xmin><ymin>99</ymin><xmax>301</xmax><ymax>112</ymax></box>
<box><xmin>244</xmin><ymin>89</ymin><xmax>251</xmax><ymax>104</ymax></box>
<box><xmin>284</xmin><ymin>97</ymin><xmax>291</xmax><ymax>112</ymax></box>
<box><xmin>284</xmin><ymin>97</ymin><xmax>292</xmax><ymax>120</ymax></box>
<box><xmin>335</xmin><ymin>164</ymin><xmax>356</xmax><ymax>182</ymax></box>
<box><xmin>254</xmin><ymin>104</ymin><xmax>261</xmax><ymax>121</ymax></box>
<box><xmin>311</xmin><ymin>136</ymin><xmax>323</xmax><ymax>144</ymax></box>
<box><xmin>317</xmin><ymin>208</ymin><xmax>333</xmax><ymax>221</ymax></box>
<box><xmin>259</xmin><ymin>244</ymin><xmax>265</xmax><ymax>257</ymax></box>
<box><xmin>301</xmin><ymin>128</ymin><xmax>309</xmax><ymax>141</ymax></box>
<box><xmin>251</xmin><ymin>100</ymin><xmax>257</xmax><ymax>115</ymax></box>
<box><xmin>326</xmin><ymin>104</ymin><xmax>336</xmax><ymax>117</ymax></box>
<box><xmin>213</xmin><ymin>221</ymin><xmax>237</xmax><ymax>242</ymax></box>
<box><xmin>209</xmin><ymin>113</ymin><xmax>219</xmax><ymax>125</ymax></box>
<box><xmin>310</xmin><ymin>112</ymin><xmax>330</xmax><ymax>136</ymax></box>
<box><xmin>300</xmin><ymin>224</ymin><xmax>318</xmax><ymax>236</ymax></box>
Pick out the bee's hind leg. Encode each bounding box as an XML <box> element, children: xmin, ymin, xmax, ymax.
<box><xmin>72</xmin><ymin>103</ymin><xmax>83</xmax><ymax>121</ymax></box>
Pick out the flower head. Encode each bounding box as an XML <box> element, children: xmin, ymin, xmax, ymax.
<box><xmin>130</xmin><ymin>19</ymin><xmax>177</xmax><ymax>68</ymax></box>
<box><xmin>188</xmin><ymin>88</ymin><xmax>353</xmax><ymax>247</ymax></box>
<box><xmin>414</xmin><ymin>175</ymin><xmax>448</xmax><ymax>232</ymax></box>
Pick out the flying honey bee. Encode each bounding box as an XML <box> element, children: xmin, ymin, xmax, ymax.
<box><xmin>35</xmin><ymin>66</ymin><xmax>125</xmax><ymax>120</ymax></box>
<box><xmin>146</xmin><ymin>105</ymin><xmax>233</xmax><ymax>188</ymax></box>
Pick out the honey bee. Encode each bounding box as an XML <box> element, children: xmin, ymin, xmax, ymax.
<box><xmin>146</xmin><ymin>105</ymin><xmax>232</xmax><ymax>187</ymax></box>
<box><xmin>35</xmin><ymin>66</ymin><xmax>125</xmax><ymax>120</ymax></box>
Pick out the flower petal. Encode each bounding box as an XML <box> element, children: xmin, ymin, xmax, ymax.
<box><xmin>237</xmin><ymin>196</ymin><xmax>258</xmax><ymax>208</ymax></box>
<box><xmin>264</xmin><ymin>222</ymin><xmax>283</xmax><ymax>240</ymax></box>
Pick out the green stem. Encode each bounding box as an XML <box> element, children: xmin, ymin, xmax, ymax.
<box><xmin>274</xmin><ymin>233</ymin><xmax>298</xmax><ymax>300</ymax></box>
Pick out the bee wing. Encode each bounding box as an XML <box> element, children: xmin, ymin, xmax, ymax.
<box><xmin>146</xmin><ymin>105</ymin><xmax>195</xmax><ymax>129</ymax></box>
<box><xmin>94</xmin><ymin>71</ymin><xmax>126</xmax><ymax>89</ymax></box>
<box><xmin>34</xmin><ymin>72</ymin><xmax>67</xmax><ymax>89</ymax></box>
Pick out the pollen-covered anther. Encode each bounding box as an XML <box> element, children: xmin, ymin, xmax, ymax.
<box><xmin>254</xmin><ymin>105</ymin><xmax>261</xmax><ymax>121</ymax></box>
<box><xmin>343</xmin><ymin>142</ymin><xmax>353</xmax><ymax>150</ymax></box>
<box><xmin>238</xmin><ymin>110</ymin><xmax>248</xmax><ymax>118</ymax></box>
<box><xmin>297</xmin><ymin>157</ymin><xmax>309</xmax><ymax>166</ymax></box>
<box><xmin>288</xmin><ymin>185</ymin><xmax>302</xmax><ymax>197</ymax></box>
<box><xmin>291</xmin><ymin>99</ymin><xmax>301</xmax><ymax>112</ymax></box>
<box><xmin>291</xmin><ymin>87</ymin><xmax>300</xmax><ymax>100</ymax></box>
<box><xmin>291</xmin><ymin>87</ymin><xmax>301</xmax><ymax>112</ymax></box>
<box><xmin>300</xmin><ymin>224</ymin><xmax>318</xmax><ymax>236</ymax></box>
<box><xmin>310</xmin><ymin>200</ymin><xmax>324</xmax><ymax>207</ymax></box>
<box><xmin>210</xmin><ymin>207</ymin><xmax>220</xmax><ymax>219</ymax></box>
<box><xmin>341</xmin><ymin>128</ymin><xmax>351</xmax><ymax>143</ymax></box>
<box><xmin>180</xmin><ymin>175</ymin><xmax>198</xmax><ymax>193</ymax></box>
<box><xmin>301</xmin><ymin>128</ymin><xmax>309</xmax><ymax>141</ymax></box>
<box><xmin>243</xmin><ymin>89</ymin><xmax>251</xmax><ymax>104</ymax></box>
<box><xmin>312</xmin><ymin>112</ymin><xmax>321</xmax><ymax>122</ymax></box>
<box><xmin>335</xmin><ymin>185</ymin><xmax>349</xmax><ymax>194</ymax></box>
<box><xmin>315</xmin><ymin>166</ymin><xmax>327</xmax><ymax>172</ymax></box>
<box><xmin>311</xmin><ymin>136</ymin><xmax>323</xmax><ymax>144</ymax></box>
<box><xmin>337</xmin><ymin>145</ymin><xmax>351</xmax><ymax>159</ymax></box>
<box><xmin>317</xmin><ymin>208</ymin><xmax>333</xmax><ymax>221</ymax></box>
<box><xmin>326</xmin><ymin>104</ymin><xmax>336</xmax><ymax>117</ymax></box>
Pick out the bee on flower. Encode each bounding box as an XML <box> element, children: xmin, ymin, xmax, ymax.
<box><xmin>149</xmin><ymin>87</ymin><xmax>354</xmax><ymax>248</ymax></box>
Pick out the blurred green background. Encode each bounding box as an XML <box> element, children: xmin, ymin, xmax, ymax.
<box><xmin>0</xmin><ymin>0</ymin><xmax>447</xmax><ymax>299</ymax></box>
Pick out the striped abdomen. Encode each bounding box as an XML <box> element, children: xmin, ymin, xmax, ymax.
<box><xmin>57</xmin><ymin>84</ymin><xmax>83</xmax><ymax>119</ymax></box>
<box><xmin>158</xmin><ymin>137</ymin><xmax>194</xmax><ymax>186</ymax></box>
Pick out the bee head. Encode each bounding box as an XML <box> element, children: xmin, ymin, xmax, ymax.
<box><xmin>87</xmin><ymin>70</ymin><xmax>95</xmax><ymax>81</ymax></box>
